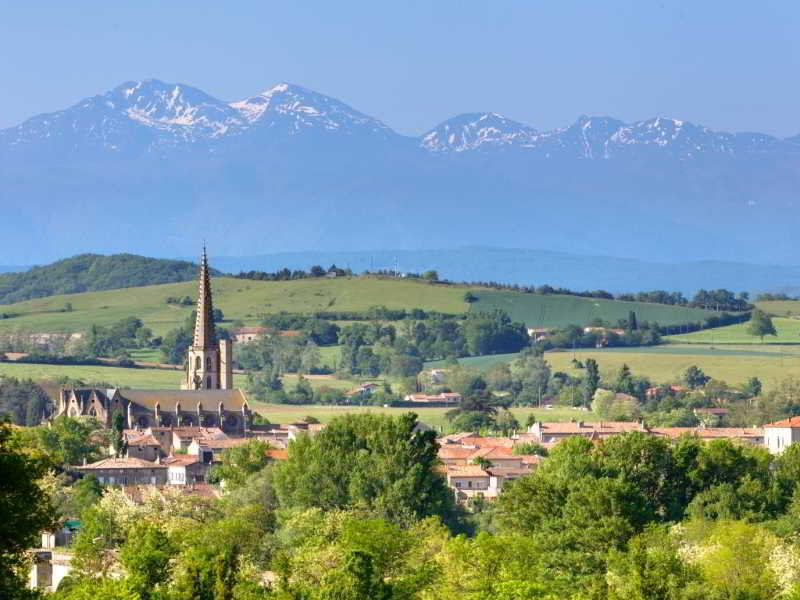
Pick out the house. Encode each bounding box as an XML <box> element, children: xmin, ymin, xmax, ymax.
<box><xmin>764</xmin><ymin>417</ymin><xmax>800</xmax><ymax>453</ymax></box>
<box><xmin>122</xmin><ymin>431</ymin><xmax>162</xmax><ymax>461</ymax></box>
<box><xmin>437</xmin><ymin>446</ymin><xmax>476</xmax><ymax>465</ymax></box>
<box><xmin>403</xmin><ymin>392</ymin><xmax>461</xmax><ymax>404</ymax></box>
<box><xmin>528</xmin><ymin>421</ymin><xmax>646</xmax><ymax>443</ymax></box>
<box><xmin>231</xmin><ymin>327</ymin><xmax>268</xmax><ymax>344</ymax></box>
<box><xmin>187</xmin><ymin>437</ymin><xmax>250</xmax><ymax>462</ymax></box>
<box><xmin>446</xmin><ymin>466</ymin><xmax>492</xmax><ymax>496</ymax></box>
<box><xmin>164</xmin><ymin>454</ymin><xmax>211</xmax><ymax>485</ymax></box>
<box><xmin>75</xmin><ymin>457</ymin><xmax>167</xmax><ymax>486</ymax></box>
<box><xmin>468</xmin><ymin>447</ymin><xmax>524</xmax><ymax>469</ymax></box>
<box><xmin>527</xmin><ymin>328</ymin><xmax>553</xmax><ymax>342</ymax></box>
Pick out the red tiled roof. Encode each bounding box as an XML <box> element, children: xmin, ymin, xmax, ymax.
<box><xmin>164</xmin><ymin>455</ymin><xmax>203</xmax><ymax>466</ymax></box>
<box><xmin>458</xmin><ymin>436</ymin><xmax>515</xmax><ymax>448</ymax></box>
<box><xmin>764</xmin><ymin>417</ymin><xmax>800</xmax><ymax>428</ymax></box>
<box><xmin>437</xmin><ymin>447</ymin><xmax>475</xmax><ymax>460</ymax></box>
<box><xmin>469</xmin><ymin>447</ymin><xmax>516</xmax><ymax>460</ymax></box>
<box><xmin>447</xmin><ymin>466</ymin><xmax>490</xmax><ymax>478</ymax></box>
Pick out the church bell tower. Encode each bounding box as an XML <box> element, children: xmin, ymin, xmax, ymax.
<box><xmin>182</xmin><ymin>248</ymin><xmax>233</xmax><ymax>390</ymax></box>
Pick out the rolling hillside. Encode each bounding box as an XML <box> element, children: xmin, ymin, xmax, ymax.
<box><xmin>468</xmin><ymin>290</ymin><xmax>727</xmax><ymax>329</ymax></box>
<box><xmin>666</xmin><ymin>317</ymin><xmax>800</xmax><ymax>344</ymax></box>
<box><xmin>0</xmin><ymin>276</ymin><xmax>731</xmax><ymax>338</ymax></box>
<box><xmin>0</xmin><ymin>276</ymin><xmax>470</xmax><ymax>336</ymax></box>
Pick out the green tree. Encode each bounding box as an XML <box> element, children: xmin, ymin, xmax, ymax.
<box><xmin>747</xmin><ymin>309</ymin><xmax>777</xmax><ymax>342</ymax></box>
<box><xmin>207</xmin><ymin>440</ymin><xmax>271</xmax><ymax>491</ymax></box>
<box><xmin>120</xmin><ymin>521</ymin><xmax>175</xmax><ymax>599</ymax></box>
<box><xmin>746</xmin><ymin>376</ymin><xmax>762</xmax><ymax>397</ymax></box>
<box><xmin>584</xmin><ymin>358</ymin><xmax>600</xmax><ymax>404</ymax></box>
<box><xmin>615</xmin><ymin>363</ymin><xmax>635</xmax><ymax>395</ymax></box>
<box><xmin>683</xmin><ymin>365</ymin><xmax>710</xmax><ymax>389</ymax></box>
<box><xmin>0</xmin><ymin>420</ymin><xmax>56</xmax><ymax>598</ymax></box>
<box><xmin>272</xmin><ymin>413</ymin><xmax>462</xmax><ymax>530</ymax></box>
<box><xmin>111</xmin><ymin>410</ymin><xmax>126</xmax><ymax>458</ymax></box>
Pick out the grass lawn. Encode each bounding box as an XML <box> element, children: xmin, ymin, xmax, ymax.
<box><xmin>666</xmin><ymin>317</ymin><xmax>800</xmax><ymax>345</ymax></box>
<box><xmin>470</xmin><ymin>289</ymin><xmax>726</xmax><ymax>328</ymax></box>
<box><xmin>318</xmin><ymin>345</ymin><xmax>342</xmax><ymax>369</ymax></box>
<box><xmin>0</xmin><ymin>276</ymin><xmax>470</xmax><ymax>337</ymax></box>
<box><xmin>250</xmin><ymin>402</ymin><xmax>593</xmax><ymax>430</ymax></box>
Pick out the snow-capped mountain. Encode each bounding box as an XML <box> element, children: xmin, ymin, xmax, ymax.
<box><xmin>2</xmin><ymin>78</ymin><xmax>797</xmax><ymax>160</ymax></box>
<box><xmin>420</xmin><ymin>112</ymin><xmax>539</xmax><ymax>152</ymax></box>
<box><xmin>0</xmin><ymin>80</ymin><xmax>400</xmax><ymax>156</ymax></box>
<box><xmin>230</xmin><ymin>83</ymin><xmax>397</xmax><ymax>140</ymax></box>
<box><xmin>1</xmin><ymin>78</ymin><xmax>800</xmax><ymax>267</ymax></box>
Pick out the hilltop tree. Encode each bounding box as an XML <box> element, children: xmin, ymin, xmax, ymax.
<box><xmin>747</xmin><ymin>309</ymin><xmax>777</xmax><ymax>342</ymax></box>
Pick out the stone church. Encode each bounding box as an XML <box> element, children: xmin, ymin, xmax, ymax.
<box><xmin>55</xmin><ymin>249</ymin><xmax>250</xmax><ymax>436</ymax></box>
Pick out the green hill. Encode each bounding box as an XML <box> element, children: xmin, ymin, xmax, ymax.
<box><xmin>469</xmin><ymin>289</ymin><xmax>730</xmax><ymax>329</ymax></box>
<box><xmin>0</xmin><ymin>276</ymin><xmax>470</xmax><ymax>336</ymax></box>
<box><xmin>0</xmin><ymin>275</ymin><xmax>730</xmax><ymax>338</ymax></box>
<box><xmin>0</xmin><ymin>254</ymin><xmax>209</xmax><ymax>305</ymax></box>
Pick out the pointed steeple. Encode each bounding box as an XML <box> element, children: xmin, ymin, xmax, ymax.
<box><xmin>192</xmin><ymin>246</ymin><xmax>217</xmax><ymax>350</ymax></box>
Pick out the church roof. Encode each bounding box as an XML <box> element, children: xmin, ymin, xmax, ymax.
<box><xmin>122</xmin><ymin>389</ymin><xmax>248</xmax><ymax>412</ymax></box>
<box><xmin>192</xmin><ymin>247</ymin><xmax>217</xmax><ymax>350</ymax></box>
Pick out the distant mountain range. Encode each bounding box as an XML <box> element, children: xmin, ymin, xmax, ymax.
<box><xmin>1</xmin><ymin>79</ymin><xmax>799</xmax><ymax>265</ymax></box>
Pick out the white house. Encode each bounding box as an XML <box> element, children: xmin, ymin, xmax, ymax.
<box><xmin>764</xmin><ymin>416</ymin><xmax>800</xmax><ymax>453</ymax></box>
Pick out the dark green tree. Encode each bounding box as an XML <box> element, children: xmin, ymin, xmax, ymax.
<box><xmin>584</xmin><ymin>358</ymin><xmax>600</xmax><ymax>404</ymax></box>
<box><xmin>683</xmin><ymin>365</ymin><xmax>711</xmax><ymax>389</ymax></box>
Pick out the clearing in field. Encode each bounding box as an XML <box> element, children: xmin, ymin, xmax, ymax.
<box><xmin>469</xmin><ymin>289</ymin><xmax>725</xmax><ymax>328</ymax></box>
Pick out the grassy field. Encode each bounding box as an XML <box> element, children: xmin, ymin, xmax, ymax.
<box><xmin>0</xmin><ymin>276</ymin><xmax>470</xmax><ymax>337</ymax></box>
<box><xmin>250</xmin><ymin>402</ymin><xmax>593</xmax><ymax>429</ymax></box>
<box><xmin>0</xmin><ymin>361</ymin><xmax>357</xmax><ymax>393</ymax></box>
<box><xmin>0</xmin><ymin>361</ymin><xmax>203</xmax><ymax>389</ymax></box>
<box><xmin>756</xmin><ymin>301</ymin><xmax>800</xmax><ymax>317</ymax></box>
<box><xmin>666</xmin><ymin>317</ymin><xmax>800</xmax><ymax>344</ymax></box>
<box><xmin>425</xmin><ymin>353</ymin><xmax>520</xmax><ymax>372</ymax></box>
<box><xmin>469</xmin><ymin>289</ymin><xmax>724</xmax><ymax>328</ymax></box>
<box><xmin>544</xmin><ymin>344</ymin><xmax>800</xmax><ymax>391</ymax></box>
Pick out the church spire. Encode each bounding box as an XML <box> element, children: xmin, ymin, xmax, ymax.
<box><xmin>192</xmin><ymin>246</ymin><xmax>217</xmax><ymax>350</ymax></box>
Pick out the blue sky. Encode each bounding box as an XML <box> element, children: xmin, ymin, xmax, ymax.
<box><xmin>1</xmin><ymin>1</ymin><xmax>798</xmax><ymax>136</ymax></box>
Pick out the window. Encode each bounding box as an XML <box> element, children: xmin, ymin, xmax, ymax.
<box><xmin>207</xmin><ymin>357</ymin><xmax>213</xmax><ymax>371</ymax></box>
<box><xmin>468</xmin><ymin>481</ymin><xmax>472</xmax><ymax>488</ymax></box>
<box><xmin>195</xmin><ymin>356</ymin><xmax>201</xmax><ymax>370</ymax></box>
<box><xmin>455</xmin><ymin>481</ymin><xmax>462</xmax><ymax>488</ymax></box>
<box><xmin>206</xmin><ymin>376</ymin><xmax>212</xmax><ymax>389</ymax></box>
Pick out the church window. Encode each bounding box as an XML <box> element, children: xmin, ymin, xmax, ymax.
<box><xmin>195</xmin><ymin>356</ymin><xmax>202</xmax><ymax>371</ymax></box>
<box><xmin>206</xmin><ymin>357</ymin><xmax>213</xmax><ymax>371</ymax></box>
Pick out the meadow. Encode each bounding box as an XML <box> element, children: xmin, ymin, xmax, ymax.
<box><xmin>755</xmin><ymin>300</ymin><xmax>800</xmax><ymax>317</ymax></box>
<box><xmin>469</xmin><ymin>289</ymin><xmax>724</xmax><ymax>328</ymax></box>
<box><xmin>666</xmin><ymin>317</ymin><xmax>800</xmax><ymax>344</ymax></box>
<box><xmin>0</xmin><ymin>276</ymin><xmax>470</xmax><ymax>337</ymax></box>
<box><xmin>545</xmin><ymin>344</ymin><xmax>800</xmax><ymax>391</ymax></box>
<box><xmin>249</xmin><ymin>402</ymin><xmax>593</xmax><ymax>429</ymax></box>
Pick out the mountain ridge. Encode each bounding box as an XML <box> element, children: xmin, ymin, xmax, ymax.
<box><xmin>1</xmin><ymin>78</ymin><xmax>799</xmax><ymax>266</ymax></box>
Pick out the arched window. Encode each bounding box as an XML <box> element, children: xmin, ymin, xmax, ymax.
<box><xmin>195</xmin><ymin>356</ymin><xmax>202</xmax><ymax>371</ymax></box>
<box><xmin>206</xmin><ymin>357</ymin><xmax>213</xmax><ymax>372</ymax></box>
